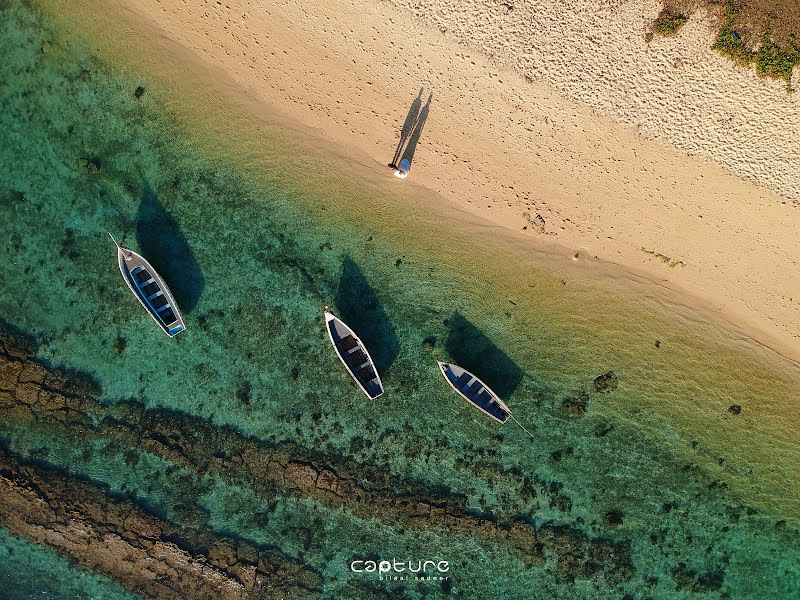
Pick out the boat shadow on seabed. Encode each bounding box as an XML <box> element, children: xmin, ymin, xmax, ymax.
<box><xmin>136</xmin><ymin>180</ymin><xmax>205</xmax><ymax>313</ymax></box>
<box><xmin>333</xmin><ymin>257</ymin><xmax>399</xmax><ymax>375</ymax></box>
<box><xmin>445</xmin><ymin>312</ymin><xmax>523</xmax><ymax>400</ymax></box>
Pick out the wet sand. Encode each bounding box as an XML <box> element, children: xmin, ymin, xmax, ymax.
<box><xmin>6</xmin><ymin>2</ymin><xmax>800</xmax><ymax>595</ymax></box>
<box><xmin>39</xmin><ymin>0</ymin><xmax>800</xmax><ymax>365</ymax></box>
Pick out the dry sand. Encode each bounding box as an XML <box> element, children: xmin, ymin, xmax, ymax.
<box><xmin>86</xmin><ymin>0</ymin><xmax>800</xmax><ymax>359</ymax></box>
<box><xmin>387</xmin><ymin>0</ymin><xmax>800</xmax><ymax>202</ymax></box>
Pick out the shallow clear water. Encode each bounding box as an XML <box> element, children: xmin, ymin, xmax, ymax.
<box><xmin>2</xmin><ymin>1</ymin><xmax>800</xmax><ymax>598</ymax></box>
<box><xmin>0</xmin><ymin>528</ymin><xmax>142</xmax><ymax>600</ymax></box>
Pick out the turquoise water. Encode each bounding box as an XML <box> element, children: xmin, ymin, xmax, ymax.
<box><xmin>2</xmin><ymin>0</ymin><xmax>800</xmax><ymax>597</ymax></box>
<box><xmin>0</xmin><ymin>528</ymin><xmax>143</xmax><ymax>600</ymax></box>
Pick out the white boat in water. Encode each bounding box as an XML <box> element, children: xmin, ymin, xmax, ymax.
<box><xmin>437</xmin><ymin>362</ymin><xmax>511</xmax><ymax>424</ymax></box>
<box><xmin>110</xmin><ymin>233</ymin><xmax>186</xmax><ymax>337</ymax></box>
<box><xmin>324</xmin><ymin>309</ymin><xmax>383</xmax><ymax>399</ymax></box>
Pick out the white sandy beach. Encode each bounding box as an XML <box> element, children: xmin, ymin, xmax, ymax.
<box><xmin>49</xmin><ymin>0</ymin><xmax>800</xmax><ymax>361</ymax></box>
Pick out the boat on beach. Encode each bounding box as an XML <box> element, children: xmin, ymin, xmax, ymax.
<box><xmin>324</xmin><ymin>309</ymin><xmax>384</xmax><ymax>399</ymax></box>
<box><xmin>437</xmin><ymin>362</ymin><xmax>511</xmax><ymax>424</ymax></box>
<box><xmin>110</xmin><ymin>233</ymin><xmax>186</xmax><ymax>337</ymax></box>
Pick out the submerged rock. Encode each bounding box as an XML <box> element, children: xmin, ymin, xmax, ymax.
<box><xmin>561</xmin><ymin>390</ymin><xmax>589</xmax><ymax>416</ymax></box>
<box><xmin>113</xmin><ymin>336</ymin><xmax>126</xmax><ymax>354</ymax></box>
<box><xmin>236</xmin><ymin>381</ymin><xmax>252</xmax><ymax>405</ymax></box>
<box><xmin>0</xmin><ymin>447</ymin><xmax>323</xmax><ymax>600</ymax></box>
<box><xmin>78</xmin><ymin>157</ymin><xmax>100</xmax><ymax>174</ymax></box>
<box><xmin>594</xmin><ymin>422</ymin><xmax>614</xmax><ymax>437</ymax></box>
<box><xmin>59</xmin><ymin>228</ymin><xmax>81</xmax><ymax>261</ymax></box>
<box><xmin>672</xmin><ymin>562</ymin><xmax>724</xmax><ymax>592</ymax></box>
<box><xmin>0</xmin><ymin>326</ymin><xmax>635</xmax><ymax>587</ymax></box>
<box><xmin>593</xmin><ymin>371</ymin><xmax>619</xmax><ymax>393</ymax></box>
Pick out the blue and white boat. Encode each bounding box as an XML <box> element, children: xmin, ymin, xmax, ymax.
<box><xmin>325</xmin><ymin>309</ymin><xmax>383</xmax><ymax>399</ymax></box>
<box><xmin>110</xmin><ymin>234</ymin><xmax>185</xmax><ymax>337</ymax></box>
<box><xmin>437</xmin><ymin>362</ymin><xmax>510</xmax><ymax>424</ymax></box>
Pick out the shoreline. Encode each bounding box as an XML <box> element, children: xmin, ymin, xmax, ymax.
<box><xmin>35</xmin><ymin>0</ymin><xmax>800</xmax><ymax>367</ymax></box>
<box><xmin>7</xmin><ymin>2</ymin><xmax>800</xmax><ymax>593</ymax></box>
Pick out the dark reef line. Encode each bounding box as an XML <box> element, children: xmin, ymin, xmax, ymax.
<box><xmin>0</xmin><ymin>446</ymin><xmax>322</xmax><ymax>600</ymax></box>
<box><xmin>0</xmin><ymin>319</ymin><xmax>635</xmax><ymax>595</ymax></box>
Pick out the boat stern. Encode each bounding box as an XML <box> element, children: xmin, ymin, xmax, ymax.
<box><xmin>167</xmin><ymin>323</ymin><xmax>186</xmax><ymax>337</ymax></box>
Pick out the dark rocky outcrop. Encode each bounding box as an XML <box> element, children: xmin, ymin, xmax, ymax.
<box><xmin>561</xmin><ymin>390</ymin><xmax>589</xmax><ymax>416</ymax></box>
<box><xmin>0</xmin><ymin>447</ymin><xmax>322</xmax><ymax>600</ymax></box>
<box><xmin>593</xmin><ymin>371</ymin><xmax>619</xmax><ymax>393</ymax></box>
<box><xmin>672</xmin><ymin>562</ymin><xmax>724</xmax><ymax>593</ymax></box>
<box><xmin>0</xmin><ymin>320</ymin><xmax>635</xmax><ymax>591</ymax></box>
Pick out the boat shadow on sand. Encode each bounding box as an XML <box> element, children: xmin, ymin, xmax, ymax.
<box><xmin>334</xmin><ymin>258</ymin><xmax>399</xmax><ymax>374</ymax></box>
<box><xmin>445</xmin><ymin>312</ymin><xmax>523</xmax><ymax>400</ymax></box>
<box><xmin>136</xmin><ymin>180</ymin><xmax>205</xmax><ymax>313</ymax></box>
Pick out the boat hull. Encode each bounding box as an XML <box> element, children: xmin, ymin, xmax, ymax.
<box><xmin>324</xmin><ymin>310</ymin><xmax>384</xmax><ymax>399</ymax></box>
<box><xmin>116</xmin><ymin>245</ymin><xmax>186</xmax><ymax>337</ymax></box>
<box><xmin>437</xmin><ymin>362</ymin><xmax>510</xmax><ymax>423</ymax></box>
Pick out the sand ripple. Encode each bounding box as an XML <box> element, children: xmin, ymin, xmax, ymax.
<box><xmin>385</xmin><ymin>0</ymin><xmax>800</xmax><ymax>202</ymax></box>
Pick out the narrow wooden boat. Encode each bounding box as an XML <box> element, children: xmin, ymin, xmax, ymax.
<box><xmin>110</xmin><ymin>234</ymin><xmax>186</xmax><ymax>337</ymax></box>
<box><xmin>324</xmin><ymin>309</ymin><xmax>384</xmax><ymax>399</ymax></box>
<box><xmin>437</xmin><ymin>362</ymin><xmax>511</xmax><ymax>424</ymax></box>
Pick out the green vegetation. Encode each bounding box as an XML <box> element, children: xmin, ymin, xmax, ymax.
<box><xmin>755</xmin><ymin>37</ymin><xmax>800</xmax><ymax>84</ymax></box>
<box><xmin>713</xmin><ymin>11</ymin><xmax>756</xmax><ymax>66</ymax></box>
<box><xmin>653</xmin><ymin>9</ymin><xmax>689</xmax><ymax>37</ymax></box>
<box><xmin>713</xmin><ymin>2</ymin><xmax>799</xmax><ymax>91</ymax></box>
